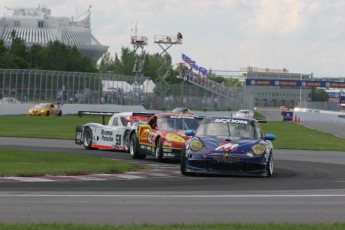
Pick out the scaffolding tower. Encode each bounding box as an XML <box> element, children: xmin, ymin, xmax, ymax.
<box><xmin>130</xmin><ymin>23</ymin><xmax>148</xmax><ymax>98</ymax></box>
<box><xmin>154</xmin><ymin>34</ymin><xmax>182</xmax><ymax>96</ymax></box>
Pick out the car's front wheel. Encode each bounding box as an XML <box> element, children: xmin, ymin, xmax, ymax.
<box><xmin>180</xmin><ymin>147</ymin><xmax>192</xmax><ymax>176</ymax></box>
<box><xmin>155</xmin><ymin>138</ymin><xmax>163</xmax><ymax>162</ymax></box>
<box><xmin>130</xmin><ymin>134</ymin><xmax>146</xmax><ymax>159</ymax></box>
<box><xmin>263</xmin><ymin>153</ymin><xmax>273</xmax><ymax>177</ymax></box>
<box><xmin>124</xmin><ymin>130</ymin><xmax>130</xmax><ymax>152</ymax></box>
<box><xmin>83</xmin><ymin>127</ymin><xmax>94</xmax><ymax>150</ymax></box>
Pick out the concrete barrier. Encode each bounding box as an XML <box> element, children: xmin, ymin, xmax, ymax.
<box><xmin>0</xmin><ymin>103</ymin><xmax>147</xmax><ymax>115</ymax></box>
<box><xmin>0</xmin><ymin>103</ymin><xmax>234</xmax><ymax>117</ymax></box>
<box><xmin>292</xmin><ymin>108</ymin><xmax>345</xmax><ymax>123</ymax></box>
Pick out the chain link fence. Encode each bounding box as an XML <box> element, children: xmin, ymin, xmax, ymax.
<box><xmin>0</xmin><ymin>69</ymin><xmax>243</xmax><ymax>111</ymax></box>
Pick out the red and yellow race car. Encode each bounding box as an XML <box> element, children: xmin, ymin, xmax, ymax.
<box><xmin>129</xmin><ymin>113</ymin><xmax>202</xmax><ymax>161</ymax></box>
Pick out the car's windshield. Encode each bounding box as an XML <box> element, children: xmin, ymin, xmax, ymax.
<box><xmin>157</xmin><ymin>115</ymin><xmax>200</xmax><ymax>131</ymax></box>
<box><xmin>195</xmin><ymin>118</ymin><xmax>262</xmax><ymax>139</ymax></box>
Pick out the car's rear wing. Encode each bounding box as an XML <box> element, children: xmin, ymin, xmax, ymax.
<box><xmin>77</xmin><ymin>111</ymin><xmax>155</xmax><ymax>125</ymax></box>
<box><xmin>257</xmin><ymin>119</ymin><xmax>268</xmax><ymax>123</ymax></box>
<box><xmin>77</xmin><ymin>111</ymin><xmax>118</xmax><ymax>125</ymax></box>
<box><xmin>132</xmin><ymin>112</ymin><xmax>155</xmax><ymax>118</ymax></box>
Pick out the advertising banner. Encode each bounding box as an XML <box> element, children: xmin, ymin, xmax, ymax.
<box><xmin>246</xmin><ymin>79</ymin><xmax>345</xmax><ymax>89</ymax></box>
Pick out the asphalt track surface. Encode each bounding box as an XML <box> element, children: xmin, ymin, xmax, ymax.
<box><xmin>0</xmin><ymin>136</ymin><xmax>344</xmax><ymax>225</ymax></box>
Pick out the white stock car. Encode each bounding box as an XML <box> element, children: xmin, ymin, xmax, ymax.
<box><xmin>233</xmin><ymin>109</ymin><xmax>254</xmax><ymax>118</ymax></box>
<box><xmin>75</xmin><ymin>111</ymin><xmax>154</xmax><ymax>152</ymax></box>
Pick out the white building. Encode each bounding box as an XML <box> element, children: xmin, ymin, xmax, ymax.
<box><xmin>0</xmin><ymin>5</ymin><xmax>108</xmax><ymax>62</ymax></box>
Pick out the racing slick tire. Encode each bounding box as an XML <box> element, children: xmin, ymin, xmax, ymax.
<box><xmin>263</xmin><ymin>153</ymin><xmax>273</xmax><ymax>178</ymax></box>
<box><xmin>155</xmin><ymin>138</ymin><xmax>164</xmax><ymax>162</ymax></box>
<box><xmin>57</xmin><ymin>110</ymin><xmax>62</xmax><ymax>116</ymax></box>
<box><xmin>83</xmin><ymin>127</ymin><xmax>94</xmax><ymax>150</ymax></box>
<box><xmin>124</xmin><ymin>130</ymin><xmax>130</xmax><ymax>152</ymax></box>
<box><xmin>180</xmin><ymin>147</ymin><xmax>192</xmax><ymax>176</ymax></box>
<box><xmin>130</xmin><ymin>134</ymin><xmax>146</xmax><ymax>159</ymax></box>
<box><xmin>46</xmin><ymin>111</ymin><xmax>50</xmax><ymax>116</ymax></box>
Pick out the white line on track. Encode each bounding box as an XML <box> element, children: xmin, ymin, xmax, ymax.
<box><xmin>0</xmin><ymin>194</ymin><xmax>345</xmax><ymax>198</ymax></box>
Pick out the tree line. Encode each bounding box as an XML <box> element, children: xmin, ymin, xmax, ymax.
<box><xmin>0</xmin><ymin>32</ymin><xmax>182</xmax><ymax>85</ymax></box>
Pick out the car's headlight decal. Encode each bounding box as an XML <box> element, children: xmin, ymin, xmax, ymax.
<box><xmin>252</xmin><ymin>144</ymin><xmax>266</xmax><ymax>155</ymax></box>
<box><xmin>190</xmin><ymin>139</ymin><xmax>203</xmax><ymax>152</ymax></box>
<box><xmin>166</xmin><ymin>133</ymin><xmax>185</xmax><ymax>143</ymax></box>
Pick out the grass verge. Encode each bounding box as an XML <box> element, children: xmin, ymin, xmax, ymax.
<box><xmin>0</xmin><ymin>115</ymin><xmax>103</xmax><ymax>140</ymax></box>
<box><xmin>0</xmin><ymin>149</ymin><xmax>147</xmax><ymax>177</ymax></box>
<box><xmin>260</xmin><ymin>121</ymin><xmax>345</xmax><ymax>151</ymax></box>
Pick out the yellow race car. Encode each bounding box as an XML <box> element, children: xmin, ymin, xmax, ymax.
<box><xmin>28</xmin><ymin>103</ymin><xmax>62</xmax><ymax>116</ymax></box>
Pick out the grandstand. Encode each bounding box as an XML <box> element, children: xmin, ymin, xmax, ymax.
<box><xmin>0</xmin><ymin>5</ymin><xmax>108</xmax><ymax>62</ymax></box>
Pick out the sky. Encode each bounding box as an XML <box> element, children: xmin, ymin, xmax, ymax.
<box><xmin>1</xmin><ymin>0</ymin><xmax>345</xmax><ymax>78</ymax></box>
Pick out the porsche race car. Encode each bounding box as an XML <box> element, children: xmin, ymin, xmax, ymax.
<box><xmin>180</xmin><ymin>116</ymin><xmax>276</xmax><ymax>177</ymax></box>
<box><xmin>28</xmin><ymin>103</ymin><xmax>62</xmax><ymax>116</ymax></box>
<box><xmin>75</xmin><ymin>111</ymin><xmax>154</xmax><ymax>152</ymax></box>
<box><xmin>129</xmin><ymin>113</ymin><xmax>202</xmax><ymax>161</ymax></box>
<box><xmin>233</xmin><ymin>109</ymin><xmax>254</xmax><ymax>118</ymax></box>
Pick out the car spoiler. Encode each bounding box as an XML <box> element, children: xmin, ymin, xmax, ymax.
<box><xmin>132</xmin><ymin>112</ymin><xmax>155</xmax><ymax>118</ymax></box>
<box><xmin>77</xmin><ymin>111</ymin><xmax>118</xmax><ymax>125</ymax></box>
<box><xmin>257</xmin><ymin>119</ymin><xmax>268</xmax><ymax>123</ymax></box>
<box><xmin>77</xmin><ymin>111</ymin><xmax>155</xmax><ymax>125</ymax></box>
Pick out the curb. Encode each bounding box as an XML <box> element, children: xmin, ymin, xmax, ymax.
<box><xmin>0</xmin><ymin>165</ymin><xmax>181</xmax><ymax>183</ymax></box>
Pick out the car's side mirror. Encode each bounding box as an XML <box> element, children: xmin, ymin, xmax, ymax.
<box><xmin>185</xmin><ymin>130</ymin><xmax>195</xmax><ymax>136</ymax></box>
<box><xmin>265</xmin><ymin>134</ymin><xmax>276</xmax><ymax>141</ymax></box>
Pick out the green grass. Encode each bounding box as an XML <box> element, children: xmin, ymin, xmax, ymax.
<box><xmin>0</xmin><ymin>115</ymin><xmax>105</xmax><ymax>139</ymax></box>
<box><xmin>0</xmin><ymin>149</ymin><xmax>147</xmax><ymax>177</ymax></box>
<box><xmin>0</xmin><ymin>223</ymin><xmax>344</xmax><ymax>230</ymax></box>
<box><xmin>260</xmin><ymin>121</ymin><xmax>345</xmax><ymax>151</ymax></box>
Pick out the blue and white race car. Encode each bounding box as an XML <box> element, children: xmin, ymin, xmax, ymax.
<box><xmin>180</xmin><ymin>116</ymin><xmax>276</xmax><ymax>177</ymax></box>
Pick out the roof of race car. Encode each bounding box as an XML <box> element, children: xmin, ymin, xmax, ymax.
<box><xmin>201</xmin><ymin>116</ymin><xmax>267</xmax><ymax>124</ymax></box>
<box><xmin>202</xmin><ymin>116</ymin><xmax>254</xmax><ymax>121</ymax></box>
<box><xmin>155</xmin><ymin>113</ymin><xmax>199</xmax><ymax>118</ymax></box>
<box><xmin>155</xmin><ymin>113</ymin><xmax>196</xmax><ymax>117</ymax></box>
<box><xmin>77</xmin><ymin>111</ymin><xmax>155</xmax><ymax>125</ymax></box>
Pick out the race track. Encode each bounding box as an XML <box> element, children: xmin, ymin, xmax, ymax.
<box><xmin>0</xmin><ymin>137</ymin><xmax>344</xmax><ymax>224</ymax></box>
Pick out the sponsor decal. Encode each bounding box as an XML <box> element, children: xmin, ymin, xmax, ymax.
<box><xmin>216</xmin><ymin>143</ymin><xmax>238</xmax><ymax>151</ymax></box>
<box><xmin>101</xmin><ymin>130</ymin><xmax>113</xmax><ymax>135</ymax></box>
<box><xmin>214</xmin><ymin>119</ymin><xmax>248</xmax><ymax>124</ymax></box>
<box><xmin>166</xmin><ymin>133</ymin><xmax>185</xmax><ymax>143</ymax></box>
<box><xmin>148</xmin><ymin>132</ymin><xmax>156</xmax><ymax>144</ymax></box>
<box><xmin>140</xmin><ymin>130</ymin><xmax>150</xmax><ymax>141</ymax></box>
<box><xmin>213</xmin><ymin>155</ymin><xmax>240</xmax><ymax>163</ymax></box>
<box><xmin>170</xmin><ymin>115</ymin><xmax>195</xmax><ymax>119</ymax></box>
<box><xmin>163</xmin><ymin>141</ymin><xmax>172</xmax><ymax>147</ymax></box>
<box><xmin>101</xmin><ymin>129</ymin><xmax>114</xmax><ymax>142</ymax></box>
